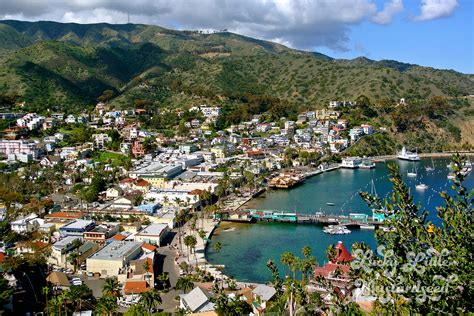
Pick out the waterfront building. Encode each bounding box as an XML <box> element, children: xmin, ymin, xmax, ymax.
<box><xmin>134</xmin><ymin>223</ymin><xmax>169</xmax><ymax>246</ymax></box>
<box><xmin>179</xmin><ymin>287</ymin><xmax>215</xmax><ymax>314</ymax></box>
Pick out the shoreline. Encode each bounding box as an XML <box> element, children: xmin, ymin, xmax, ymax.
<box><xmin>203</xmin><ymin>154</ymin><xmax>470</xmax><ymax>282</ymax></box>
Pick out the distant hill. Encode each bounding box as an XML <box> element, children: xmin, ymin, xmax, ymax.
<box><xmin>0</xmin><ymin>19</ymin><xmax>472</xmax><ymax>112</ymax></box>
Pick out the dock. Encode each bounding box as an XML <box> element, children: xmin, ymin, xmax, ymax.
<box><xmin>221</xmin><ymin>209</ymin><xmax>383</xmax><ymax>227</ymax></box>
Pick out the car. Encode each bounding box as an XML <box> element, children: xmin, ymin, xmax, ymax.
<box><xmin>87</xmin><ymin>272</ymin><xmax>94</xmax><ymax>277</ymax></box>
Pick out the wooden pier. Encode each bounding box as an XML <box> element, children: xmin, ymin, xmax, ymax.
<box><xmin>221</xmin><ymin>209</ymin><xmax>383</xmax><ymax>227</ymax></box>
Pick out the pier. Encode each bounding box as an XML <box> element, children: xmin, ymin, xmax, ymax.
<box><xmin>221</xmin><ymin>209</ymin><xmax>383</xmax><ymax>227</ymax></box>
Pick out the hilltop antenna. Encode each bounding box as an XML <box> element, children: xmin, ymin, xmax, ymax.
<box><xmin>127</xmin><ymin>12</ymin><xmax>130</xmax><ymax>24</ymax></box>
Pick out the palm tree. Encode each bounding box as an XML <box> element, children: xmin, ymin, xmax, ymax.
<box><xmin>281</xmin><ymin>251</ymin><xmax>296</xmax><ymax>277</ymax></box>
<box><xmin>175</xmin><ymin>210</ymin><xmax>187</xmax><ymax>252</ymax></box>
<box><xmin>143</xmin><ymin>260</ymin><xmax>151</xmax><ymax>282</ymax></box>
<box><xmin>139</xmin><ymin>289</ymin><xmax>162</xmax><ymax>315</ymax></box>
<box><xmin>301</xmin><ymin>246</ymin><xmax>312</xmax><ymax>259</ymax></box>
<box><xmin>175</xmin><ymin>276</ymin><xmax>194</xmax><ymax>294</ymax></box>
<box><xmin>67</xmin><ymin>252</ymin><xmax>80</xmax><ymax>273</ymax></box>
<box><xmin>102</xmin><ymin>277</ymin><xmax>121</xmax><ymax>298</ymax></box>
<box><xmin>96</xmin><ymin>295</ymin><xmax>117</xmax><ymax>316</ymax></box>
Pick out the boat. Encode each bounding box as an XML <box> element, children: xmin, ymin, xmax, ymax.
<box><xmin>341</xmin><ymin>157</ymin><xmax>362</xmax><ymax>168</ymax></box>
<box><xmin>425</xmin><ymin>157</ymin><xmax>435</xmax><ymax>172</ymax></box>
<box><xmin>415</xmin><ymin>183</ymin><xmax>429</xmax><ymax>191</ymax></box>
<box><xmin>359</xmin><ymin>158</ymin><xmax>376</xmax><ymax>169</ymax></box>
<box><xmin>326</xmin><ymin>202</ymin><xmax>335</xmax><ymax>206</ymax></box>
<box><xmin>360</xmin><ymin>224</ymin><xmax>375</xmax><ymax>230</ymax></box>
<box><xmin>323</xmin><ymin>225</ymin><xmax>351</xmax><ymax>235</ymax></box>
<box><xmin>447</xmin><ymin>173</ymin><xmax>455</xmax><ymax>180</ymax></box>
<box><xmin>397</xmin><ymin>147</ymin><xmax>420</xmax><ymax>161</ymax></box>
<box><xmin>407</xmin><ymin>161</ymin><xmax>417</xmax><ymax>177</ymax></box>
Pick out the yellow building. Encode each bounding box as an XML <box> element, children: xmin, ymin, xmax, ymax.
<box><xmin>86</xmin><ymin>241</ymin><xmax>143</xmax><ymax>277</ymax></box>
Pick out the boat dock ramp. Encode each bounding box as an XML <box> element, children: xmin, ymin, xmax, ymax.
<box><xmin>221</xmin><ymin>209</ymin><xmax>383</xmax><ymax>227</ymax></box>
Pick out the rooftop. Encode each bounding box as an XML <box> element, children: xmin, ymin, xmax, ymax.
<box><xmin>60</xmin><ymin>219</ymin><xmax>95</xmax><ymax>231</ymax></box>
<box><xmin>123</xmin><ymin>280</ymin><xmax>150</xmax><ymax>294</ymax></box>
<box><xmin>89</xmin><ymin>241</ymin><xmax>142</xmax><ymax>261</ymax></box>
<box><xmin>136</xmin><ymin>223</ymin><xmax>168</xmax><ymax>237</ymax></box>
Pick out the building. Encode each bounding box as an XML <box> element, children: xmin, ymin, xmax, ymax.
<box><xmin>49</xmin><ymin>236</ymin><xmax>82</xmax><ymax>268</ymax></box>
<box><xmin>10</xmin><ymin>213</ymin><xmax>41</xmax><ymax>234</ymax></box>
<box><xmin>92</xmin><ymin>133</ymin><xmax>112</xmax><ymax>149</ymax></box>
<box><xmin>83</xmin><ymin>223</ymin><xmax>120</xmax><ymax>245</ymax></box>
<box><xmin>86</xmin><ymin>241</ymin><xmax>143</xmax><ymax>276</ymax></box>
<box><xmin>44</xmin><ymin>211</ymin><xmax>83</xmax><ymax>229</ymax></box>
<box><xmin>179</xmin><ymin>287</ymin><xmax>215</xmax><ymax>313</ymax></box>
<box><xmin>134</xmin><ymin>223</ymin><xmax>169</xmax><ymax>246</ymax></box>
<box><xmin>0</xmin><ymin>139</ymin><xmax>39</xmax><ymax>159</ymax></box>
<box><xmin>59</xmin><ymin>220</ymin><xmax>95</xmax><ymax>237</ymax></box>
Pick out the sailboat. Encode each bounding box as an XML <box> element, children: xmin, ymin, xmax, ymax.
<box><xmin>425</xmin><ymin>157</ymin><xmax>435</xmax><ymax>172</ymax></box>
<box><xmin>407</xmin><ymin>161</ymin><xmax>417</xmax><ymax>177</ymax></box>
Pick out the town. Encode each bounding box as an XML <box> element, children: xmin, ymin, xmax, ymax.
<box><xmin>0</xmin><ymin>99</ymin><xmax>389</xmax><ymax>314</ymax></box>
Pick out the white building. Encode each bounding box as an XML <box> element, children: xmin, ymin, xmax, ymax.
<box><xmin>341</xmin><ymin>157</ymin><xmax>362</xmax><ymax>169</ymax></box>
<box><xmin>10</xmin><ymin>213</ymin><xmax>41</xmax><ymax>233</ymax></box>
<box><xmin>86</xmin><ymin>241</ymin><xmax>143</xmax><ymax>277</ymax></box>
<box><xmin>0</xmin><ymin>139</ymin><xmax>39</xmax><ymax>159</ymax></box>
<box><xmin>135</xmin><ymin>223</ymin><xmax>169</xmax><ymax>246</ymax></box>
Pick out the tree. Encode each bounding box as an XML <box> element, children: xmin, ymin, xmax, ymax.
<box><xmin>139</xmin><ymin>289</ymin><xmax>162</xmax><ymax>315</ymax></box>
<box><xmin>212</xmin><ymin>241</ymin><xmax>222</xmax><ymax>253</ymax></box>
<box><xmin>66</xmin><ymin>284</ymin><xmax>94</xmax><ymax>312</ymax></box>
<box><xmin>102</xmin><ymin>278</ymin><xmax>121</xmax><ymax>298</ymax></box>
<box><xmin>0</xmin><ymin>276</ymin><xmax>13</xmax><ymax>312</ymax></box>
<box><xmin>143</xmin><ymin>260</ymin><xmax>151</xmax><ymax>281</ymax></box>
<box><xmin>280</xmin><ymin>251</ymin><xmax>297</xmax><ymax>277</ymax></box>
<box><xmin>356</xmin><ymin>155</ymin><xmax>473</xmax><ymax>314</ymax></box>
<box><xmin>175</xmin><ymin>276</ymin><xmax>194</xmax><ymax>294</ymax></box>
<box><xmin>184</xmin><ymin>235</ymin><xmax>197</xmax><ymax>264</ymax></box>
<box><xmin>96</xmin><ymin>294</ymin><xmax>117</xmax><ymax>316</ymax></box>
<box><xmin>67</xmin><ymin>252</ymin><xmax>80</xmax><ymax>273</ymax></box>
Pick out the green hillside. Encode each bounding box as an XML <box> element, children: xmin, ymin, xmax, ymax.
<box><xmin>0</xmin><ymin>20</ymin><xmax>473</xmax><ymax>149</ymax></box>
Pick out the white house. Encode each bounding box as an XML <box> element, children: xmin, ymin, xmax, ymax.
<box><xmin>10</xmin><ymin>213</ymin><xmax>42</xmax><ymax>234</ymax></box>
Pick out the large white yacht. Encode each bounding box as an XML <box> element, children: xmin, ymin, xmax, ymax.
<box><xmin>397</xmin><ymin>147</ymin><xmax>420</xmax><ymax>161</ymax></box>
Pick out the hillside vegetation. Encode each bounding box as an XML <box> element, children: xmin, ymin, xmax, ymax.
<box><xmin>0</xmin><ymin>20</ymin><xmax>473</xmax><ymax>149</ymax></box>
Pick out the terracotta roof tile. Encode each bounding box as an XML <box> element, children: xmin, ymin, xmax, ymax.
<box><xmin>141</xmin><ymin>243</ymin><xmax>157</xmax><ymax>252</ymax></box>
<box><xmin>123</xmin><ymin>280</ymin><xmax>150</xmax><ymax>294</ymax></box>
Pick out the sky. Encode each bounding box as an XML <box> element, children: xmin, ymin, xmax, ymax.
<box><xmin>1</xmin><ymin>0</ymin><xmax>473</xmax><ymax>73</ymax></box>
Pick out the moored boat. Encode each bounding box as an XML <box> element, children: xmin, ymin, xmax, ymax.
<box><xmin>398</xmin><ymin>147</ymin><xmax>420</xmax><ymax>161</ymax></box>
<box><xmin>360</xmin><ymin>224</ymin><xmax>375</xmax><ymax>229</ymax></box>
<box><xmin>415</xmin><ymin>183</ymin><xmax>429</xmax><ymax>191</ymax></box>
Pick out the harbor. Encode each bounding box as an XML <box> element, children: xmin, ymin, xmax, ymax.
<box><xmin>207</xmin><ymin>157</ymin><xmax>474</xmax><ymax>283</ymax></box>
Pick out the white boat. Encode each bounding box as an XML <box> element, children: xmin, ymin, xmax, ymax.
<box><xmin>407</xmin><ymin>161</ymin><xmax>417</xmax><ymax>177</ymax></box>
<box><xmin>447</xmin><ymin>173</ymin><xmax>455</xmax><ymax>180</ymax></box>
<box><xmin>360</xmin><ymin>224</ymin><xmax>375</xmax><ymax>229</ymax></box>
<box><xmin>415</xmin><ymin>183</ymin><xmax>429</xmax><ymax>191</ymax></box>
<box><xmin>341</xmin><ymin>157</ymin><xmax>362</xmax><ymax>168</ymax></box>
<box><xmin>425</xmin><ymin>157</ymin><xmax>435</xmax><ymax>172</ymax></box>
<box><xmin>398</xmin><ymin>147</ymin><xmax>420</xmax><ymax>161</ymax></box>
<box><xmin>323</xmin><ymin>225</ymin><xmax>351</xmax><ymax>235</ymax></box>
<box><xmin>359</xmin><ymin>158</ymin><xmax>376</xmax><ymax>169</ymax></box>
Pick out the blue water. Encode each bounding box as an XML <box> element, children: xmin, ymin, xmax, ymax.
<box><xmin>206</xmin><ymin>158</ymin><xmax>473</xmax><ymax>283</ymax></box>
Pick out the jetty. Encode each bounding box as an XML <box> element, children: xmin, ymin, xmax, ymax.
<box><xmin>221</xmin><ymin>209</ymin><xmax>383</xmax><ymax>227</ymax></box>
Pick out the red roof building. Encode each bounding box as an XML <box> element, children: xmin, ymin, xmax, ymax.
<box><xmin>314</xmin><ymin>263</ymin><xmax>350</xmax><ymax>278</ymax></box>
<box><xmin>332</xmin><ymin>241</ymin><xmax>353</xmax><ymax>263</ymax></box>
<box><xmin>123</xmin><ymin>280</ymin><xmax>150</xmax><ymax>294</ymax></box>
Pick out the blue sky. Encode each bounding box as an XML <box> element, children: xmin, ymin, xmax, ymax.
<box><xmin>316</xmin><ymin>0</ymin><xmax>474</xmax><ymax>73</ymax></box>
<box><xmin>1</xmin><ymin>0</ymin><xmax>473</xmax><ymax>73</ymax></box>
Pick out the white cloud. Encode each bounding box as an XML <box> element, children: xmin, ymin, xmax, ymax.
<box><xmin>415</xmin><ymin>0</ymin><xmax>458</xmax><ymax>21</ymax></box>
<box><xmin>372</xmin><ymin>0</ymin><xmax>404</xmax><ymax>24</ymax></box>
<box><xmin>0</xmin><ymin>0</ymin><xmax>457</xmax><ymax>52</ymax></box>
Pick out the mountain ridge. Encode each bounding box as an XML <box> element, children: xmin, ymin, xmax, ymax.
<box><xmin>0</xmin><ymin>19</ymin><xmax>472</xmax><ymax>113</ymax></box>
